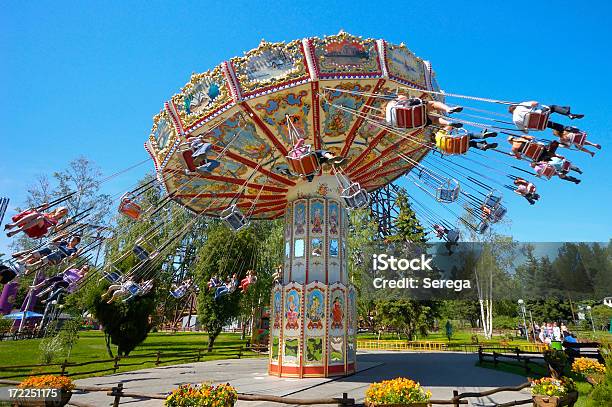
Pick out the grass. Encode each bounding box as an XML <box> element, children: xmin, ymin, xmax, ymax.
<box><xmin>0</xmin><ymin>331</ymin><xmax>264</xmax><ymax>381</ymax></box>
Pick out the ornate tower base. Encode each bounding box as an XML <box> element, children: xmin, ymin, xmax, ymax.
<box><xmin>268</xmin><ymin>176</ymin><xmax>357</xmax><ymax>377</ymax></box>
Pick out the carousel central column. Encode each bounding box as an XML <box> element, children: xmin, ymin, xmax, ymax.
<box><xmin>269</xmin><ymin>176</ymin><xmax>357</xmax><ymax>378</ymax></box>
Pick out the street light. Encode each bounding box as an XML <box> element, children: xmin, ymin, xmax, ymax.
<box><xmin>518</xmin><ymin>299</ymin><xmax>529</xmax><ymax>342</ymax></box>
<box><xmin>586</xmin><ymin>305</ymin><xmax>595</xmax><ymax>333</ymax></box>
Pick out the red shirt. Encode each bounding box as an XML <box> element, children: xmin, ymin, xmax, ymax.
<box><xmin>12</xmin><ymin>210</ymin><xmax>57</xmax><ymax>238</ymax></box>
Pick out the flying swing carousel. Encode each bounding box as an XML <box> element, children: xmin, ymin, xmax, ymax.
<box><xmin>142</xmin><ymin>31</ymin><xmax>593</xmax><ymax>377</ymax></box>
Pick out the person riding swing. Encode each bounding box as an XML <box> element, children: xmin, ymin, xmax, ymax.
<box><xmin>509</xmin><ymin>101</ymin><xmax>584</xmax><ymax>133</ymax></box>
<box><xmin>5</xmin><ymin>205</ymin><xmax>69</xmax><ymax>238</ymax></box>
<box><xmin>513</xmin><ymin>178</ymin><xmax>540</xmax><ymax>205</ymax></box>
<box><xmin>385</xmin><ymin>95</ymin><xmax>463</xmax><ymax>129</ymax></box>
<box><xmin>431</xmin><ymin>127</ymin><xmax>498</xmax><ymax>154</ymax></box>
<box><xmin>182</xmin><ymin>136</ymin><xmax>221</xmax><ymax>175</ymax></box>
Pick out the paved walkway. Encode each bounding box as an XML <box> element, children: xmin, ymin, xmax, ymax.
<box><xmin>71</xmin><ymin>351</ymin><xmax>532</xmax><ymax>406</ymax></box>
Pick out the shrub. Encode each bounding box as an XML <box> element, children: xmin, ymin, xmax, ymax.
<box><xmin>586</xmin><ymin>356</ymin><xmax>612</xmax><ymax>407</ymax></box>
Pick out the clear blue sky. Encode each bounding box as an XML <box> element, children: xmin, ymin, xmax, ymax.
<box><xmin>1</xmin><ymin>0</ymin><xmax>610</xmax><ymax>254</ymax></box>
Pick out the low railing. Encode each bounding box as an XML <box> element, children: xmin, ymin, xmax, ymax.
<box><xmin>357</xmin><ymin>340</ymin><xmax>548</xmax><ymax>353</ymax></box>
<box><xmin>0</xmin><ymin>379</ymin><xmax>540</xmax><ymax>406</ymax></box>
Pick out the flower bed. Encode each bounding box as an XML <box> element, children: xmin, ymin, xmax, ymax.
<box><xmin>571</xmin><ymin>357</ymin><xmax>605</xmax><ymax>383</ymax></box>
<box><xmin>18</xmin><ymin>375</ymin><xmax>75</xmax><ymax>407</ymax></box>
<box><xmin>165</xmin><ymin>383</ymin><xmax>237</xmax><ymax>407</ymax></box>
<box><xmin>530</xmin><ymin>377</ymin><xmax>577</xmax><ymax>407</ymax></box>
<box><xmin>365</xmin><ymin>377</ymin><xmax>431</xmax><ymax>406</ymax></box>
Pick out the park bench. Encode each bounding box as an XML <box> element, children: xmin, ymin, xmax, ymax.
<box><xmin>563</xmin><ymin>341</ymin><xmax>605</xmax><ymax>364</ymax></box>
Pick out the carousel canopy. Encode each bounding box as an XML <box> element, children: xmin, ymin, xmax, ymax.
<box><xmin>145</xmin><ymin>31</ymin><xmax>441</xmax><ymax>219</ymax></box>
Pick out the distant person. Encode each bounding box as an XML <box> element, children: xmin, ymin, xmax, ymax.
<box><xmin>513</xmin><ymin>178</ymin><xmax>540</xmax><ymax>205</ymax></box>
<box><xmin>553</xmin><ymin>128</ymin><xmax>601</xmax><ymax>157</ymax></box>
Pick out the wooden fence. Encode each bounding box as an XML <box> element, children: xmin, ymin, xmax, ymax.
<box><xmin>0</xmin><ymin>379</ymin><xmax>541</xmax><ymax>406</ymax></box>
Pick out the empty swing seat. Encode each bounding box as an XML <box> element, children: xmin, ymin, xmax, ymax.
<box><xmin>476</xmin><ymin>221</ymin><xmax>489</xmax><ymax>234</ymax></box>
<box><xmin>393</xmin><ymin>104</ymin><xmax>427</xmax><ymax>129</ymax></box>
<box><xmin>437</xmin><ymin>134</ymin><xmax>470</xmax><ymax>155</ymax></box>
<box><xmin>521</xmin><ymin>142</ymin><xmax>545</xmax><ymax>161</ymax></box>
<box><xmin>446</xmin><ymin>229</ymin><xmax>460</xmax><ymax>243</ymax></box>
<box><xmin>170</xmin><ymin>287</ymin><xmax>187</xmax><ymax>299</ymax></box>
<box><xmin>133</xmin><ymin>245</ymin><xmax>150</xmax><ymax>261</ymax></box>
<box><xmin>127</xmin><ymin>283</ymin><xmax>141</xmax><ymax>296</ymax></box>
<box><xmin>181</xmin><ymin>149</ymin><xmax>197</xmax><ymax>172</ymax></box>
<box><xmin>490</xmin><ymin>205</ymin><xmax>507</xmax><ymax>223</ymax></box>
<box><xmin>118</xmin><ymin>194</ymin><xmax>143</xmax><ymax>220</ymax></box>
<box><xmin>436</xmin><ymin>180</ymin><xmax>460</xmax><ymax>203</ymax></box>
<box><xmin>341</xmin><ymin>183</ymin><xmax>370</xmax><ymax>209</ymax></box>
<box><xmin>286</xmin><ymin>145</ymin><xmax>320</xmax><ymax>178</ymax></box>
<box><xmin>522</xmin><ymin>107</ymin><xmax>550</xmax><ymax>131</ymax></box>
<box><xmin>101</xmin><ymin>271</ymin><xmax>121</xmax><ymax>283</ymax></box>
<box><xmin>222</xmin><ymin>205</ymin><xmax>248</xmax><ymax>231</ymax></box>
<box><xmin>483</xmin><ymin>193</ymin><xmax>502</xmax><ymax>211</ymax></box>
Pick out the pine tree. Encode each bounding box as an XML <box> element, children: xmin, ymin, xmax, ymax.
<box><xmin>387</xmin><ymin>190</ymin><xmax>426</xmax><ymax>244</ymax></box>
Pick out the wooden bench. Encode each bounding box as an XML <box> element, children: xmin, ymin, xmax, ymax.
<box><xmin>563</xmin><ymin>341</ymin><xmax>604</xmax><ymax>364</ymax></box>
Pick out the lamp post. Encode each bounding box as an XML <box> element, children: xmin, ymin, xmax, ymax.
<box><xmin>586</xmin><ymin>305</ymin><xmax>595</xmax><ymax>333</ymax></box>
<box><xmin>518</xmin><ymin>299</ymin><xmax>529</xmax><ymax>342</ymax></box>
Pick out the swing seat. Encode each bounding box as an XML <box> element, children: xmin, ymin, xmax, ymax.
<box><xmin>222</xmin><ymin>205</ymin><xmax>248</xmax><ymax>231</ymax></box>
<box><xmin>476</xmin><ymin>221</ymin><xmax>489</xmax><ymax>234</ymax></box>
<box><xmin>170</xmin><ymin>287</ymin><xmax>187</xmax><ymax>299</ymax></box>
<box><xmin>436</xmin><ymin>180</ymin><xmax>460</xmax><ymax>203</ymax></box>
<box><xmin>536</xmin><ymin>164</ymin><xmax>557</xmax><ymax>179</ymax></box>
<box><xmin>560</xmin><ymin>160</ymin><xmax>572</xmax><ymax>172</ymax></box>
<box><xmin>286</xmin><ymin>145</ymin><xmax>320</xmax><ymax>177</ymax></box>
<box><xmin>438</xmin><ymin>135</ymin><xmax>470</xmax><ymax>155</ymax></box>
<box><xmin>198</xmin><ymin>160</ymin><xmax>220</xmax><ymax>173</ymax></box>
<box><xmin>181</xmin><ymin>149</ymin><xmax>198</xmax><ymax>172</ymax></box>
<box><xmin>393</xmin><ymin>104</ymin><xmax>427</xmax><ymax>129</ymax></box>
<box><xmin>127</xmin><ymin>283</ymin><xmax>141</xmax><ymax>296</ymax></box>
<box><xmin>118</xmin><ymin>194</ymin><xmax>143</xmax><ymax>220</ymax></box>
<box><xmin>568</xmin><ymin>131</ymin><xmax>586</xmax><ymax>147</ymax></box>
<box><xmin>446</xmin><ymin>229</ymin><xmax>460</xmax><ymax>243</ymax></box>
<box><xmin>521</xmin><ymin>142</ymin><xmax>545</xmax><ymax>161</ymax></box>
<box><xmin>133</xmin><ymin>245</ymin><xmax>150</xmax><ymax>261</ymax></box>
<box><xmin>341</xmin><ymin>182</ymin><xmax>370</xmax><ymax>209</ymax></box>
<box><xmin>525</xmin><ymin>183</ymin><xmax>536</xmax><ymax>194</ymax></box>
<box><xmin>523</xmin><ymin>108</ymin><xmax>550</xmax><ymax>131</ymax></box>
<box><xmin>490</xmin><ymin>205</ymin><xmax>507</xmax><ymax>223</ymax></box>
<box><xmin>102</xmin><ymin>271</ymin><xmax>121</xmax><ymax>283</ymax></box>
<box><xmin>483</xmin><ymin>192</ymin><xmax>502</xmax><ymax>211</ymax></box>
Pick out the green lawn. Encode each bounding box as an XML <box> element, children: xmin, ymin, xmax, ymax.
<box><xmin>0</xmin><ymin>331</ymin><xmax>264</xmax><ymax>381</ymax></box>
<box><xmin>358</xmin><ymin>329</ymin><xmax>611</xmax><ymax>346</ymax></box>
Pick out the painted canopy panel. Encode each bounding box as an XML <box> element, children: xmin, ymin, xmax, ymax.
<box><xmin>147</xmin><ymin>32</ymin><xmax>440</xmax><ymax>218</ymax></box>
